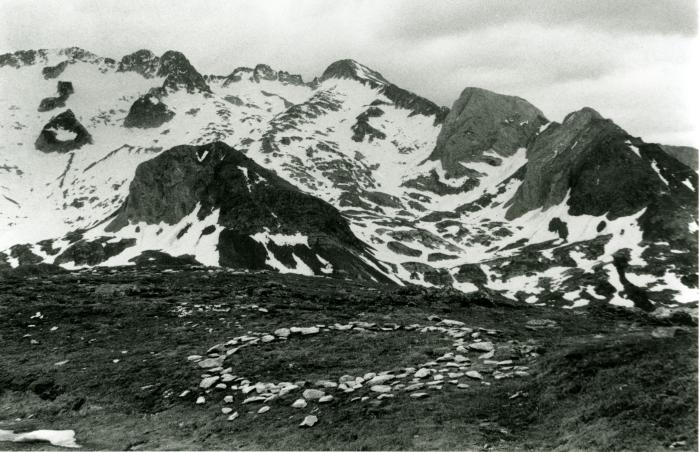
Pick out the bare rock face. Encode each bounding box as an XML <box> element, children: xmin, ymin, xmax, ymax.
<box><xmin>42</xmin><ymin>61</ymin><xmax>70</xmax><ymax>79</ymax></box>
<box><xmin>661</xmin><ymin>145</ymin><xmax>698</xmax><ymax>171</ymax></box>
<box><xmin>118</xmin><ymin>49</ymin><xmax>211</xmax><ymax>93</ymax></box>
<box><xmin>117</xmin><ymin>49</ymin><xmax>160</xmax><ymax>77</ymax></box>
<box><xmin>105</xmin><ymin>141</ymin><xmax>393</xmax><ymax>282</ymax></box>
<box><xmin>504</xmin><ymin>108</ymin><xmax>696</xmax><ymax>221</ymax></box>
<box><xmin>123</xmin><ymin>94</ymin><xmax>175</xmax><ymax>128</ymax></box>
<box><xmin>38</xmin><ymin>81</ymin><xmax>74</xmax><ymax>112</ymax></box>
<box><xmin>158</xmin><ymin>50</ymin><xmax>211</xmax><ymax>93</ymax></box>
<box><xmin>35</xmin><ymin>109</ymin><xmax>92</xmax><ymax>153</ymax></box>
<box><xmin>429</xmin><ymin>87</ymin><xmax>548</xmax><ymax>178</ymax></box>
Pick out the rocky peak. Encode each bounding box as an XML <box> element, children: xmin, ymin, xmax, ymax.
<box><xmin>118</xmin><ymin>49</ymin><xmax>160</xmax><ymax>77</ymax></box>
<box><xmin>253</xmin><ymin>64</ymin><xmax>277</xmax><ymax>82</ymax></box>
<box><xmin>157</xmin><ymin>50</ymin><xmax>211</xmax><ymax>93</ymax></box>
<box><xmin>504</xmin><ymin>108</ymin><xmax>694</xmax><ymax>221</ymax></box>
<box><xmin>429</xmin><ymin>87</ymin><xmax>547</xmax><ymax>178</ymax></box>
<box><xmin>319</xmin><ymin>59</ymin><xmax>390</xmax><ymax>87</ymax></box>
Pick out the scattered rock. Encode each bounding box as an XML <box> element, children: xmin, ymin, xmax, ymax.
<box><xmin>195</xmin><ymin>396</ymin><xmax>205</xmax><ymax>404</ymax></box>
<box><xmin>257</xmin><ymin>406</ymin><xmax>270</xmax><ymax>414</ymax></box>
<box><xmin>370</xmin><ymin>385</ymin><xmax>392</xmax><ymax>393</ymax></box>
<box><xmin>227</xmin><ymin>412</ymin><xmax>239</xmax><ymax>421</ymax></box>
<box><xmin>274</xmin><ymin>328</ymin><xmax>291</xmax><ymax>337</ymax></box>
<box><xmin>302</xmin><ymin>389</ymin><xmax>325</xmax><ymax>400</ymax></box>
<box><xmin>469</xmin><ymin>342</ymin><xmax>495</xmax><ymax>352</ymax></box>
<box><xmin>292</xmin><ymin>398</ymin><xmax>307</xmax><ymax>408</ymax></box>
<box><xmin>465</xmin><ymin>371</ymin><xmax>483</xmax><ymax>380</ymax></box>
<box><xmin>319</xmin><ymin>395</ymin><xmax>334</xmax><ymax>403</ymax></box>
<box><xmin>410</xmin><ymin>392</ymin><xmax>429</xmax><ymax>399</ymax></box>
<box><xmin>300</xmin><ymin>415</ymin><xmax>318</xmax><ymax>428</ymax></box>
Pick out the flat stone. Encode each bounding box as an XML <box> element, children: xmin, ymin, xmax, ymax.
<box><xmin>469</xmin><ymin>341</ymin><xmax>494</xmax><ymax>352</ymax></box>
<box><xmin>221</xmin><ymin>374</ymin><xmax>236</xmax><ymax>383</ymax></box>
<box><xmin>302</xmin><ymin>389</ymin><xmax>325</xmax><ymax>400</ymax></box>
<box><xmin>292</xmin><ymin>398</ymin><xmax>307</xmax><ymax>408</ymax></box>
<box><xmin>243</xmin><ymin>396</ymin><xmax>266</xmax><ymax>404</ymax></box>
<box><xmin>414</xmin><ymin>368</ymin><xmax>431</xmax><ymax>378</ymax></box>
<box><xmin>300</xmin><ymin>415</ymin><xmax>318</xmax><ymax>427</ymax></box>
<box><xmin>439</xmin><ymin>319</ymin><xmax>465</xmax><ymax>326</ymax></box>
<box><xmin>457</xmin><ymin>383</ymin><xmax>470</xmax><ymax>389</ymax></box>
<box><xmin>227</xmin><ymin>412</ymin><xmax>239</xmax><ymax>421</ymax></box>
<box><xmin>367</xmin><ymin>375</ymin><xmax>394</xmax><ymax>385</ymax></box>
<box><xmin>195</xmin><ymin>396</ymin><xmax>205</xmax><ymax>404</ymax></box>
<box><xmin>224</xmin><ymin>395</ymin><xmax>234</xmax><ymax>403</ymax></box>
<box><xmin>257</xmin><ymin>406</ymin><xmax>270</xmax><ymax>414</ymax></box>
<box><xmin>197</xmin><ymin>356</ymin><xmax>225</xmax><ymax>369</ymax></box>
<box><xmin>370</xmin><ymin>385</ymin><xmax>392</xmax><ymax>393</ymax></box>
<box><xmin>319</xmin><ymin>395</ymin><xmax>334</xmax><ymax>403</ymax></box>
<box><xmin>187</xmin><ymin>355</ymin><xmax>202</xmax><ymax>361</ymax></box>
<box><xmin>221</xmin><ymin>407</ymin><xmax>233</xmax><ymax>414</ymax></box>
<box><xmin>466</xmin><ymin>371</ymin><xmax>483</xmax><ymax>380</ymax></box>
<box><xmin>404</xmin><ymin>383</ymin><xmax>425</xmax><ymax>391</ymax></box>
<box><xmin>274</xmin><ymin>328</ymin><xmax>291</xmax><ymax>337</ymax></box>
<box><xmin>200</xmin><ymin>376</ymin><xmax>220</xmax><ymax>389</ymax></box>
<box><xmin>261</xmin><ymin>335</ymin><xmax>275</xmax><ymax>343</ymax></box>
<box><xmin>410</xmin><ymin>392</ymin><xmax>429</xmax><ymax>398</ymax></box>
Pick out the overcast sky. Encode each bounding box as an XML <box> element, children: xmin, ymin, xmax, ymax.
<box><xmin>1</xmin><ymin>0</ymin><xmax>697</xmax><ymax>146</ymax></box>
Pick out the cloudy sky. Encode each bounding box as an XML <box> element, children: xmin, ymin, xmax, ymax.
<box><xmin>1</xmin><ymin>0</ymin><xmax>697</xmax><ymax>146</ymax></box>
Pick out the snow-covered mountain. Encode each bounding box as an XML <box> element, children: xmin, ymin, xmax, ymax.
<box><xmin>0</xmin><ymin>47</ymin><xmax>697</xmax><ymax>311</ymax></box>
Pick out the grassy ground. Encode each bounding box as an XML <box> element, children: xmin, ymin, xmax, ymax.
<box><xmin>0</xmin><ymin>266</ymin><xmax>696</xmax><ymax>450</ymax></box>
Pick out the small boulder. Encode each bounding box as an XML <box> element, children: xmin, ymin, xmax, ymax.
<box><xmin>300</xmin><ymin>415</ymin><xmax>318</xmax><ymax>428</ymax></box>
<box><xmin>302</xmin><ymin>389</ymin><xmax>325</xmax><ymax>400</ymax></box>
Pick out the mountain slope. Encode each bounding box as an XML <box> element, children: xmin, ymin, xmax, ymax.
<box><xmin>0</xmin><ymin>47</ymin><xmax>696</xmax><ymax>311</ymax></box>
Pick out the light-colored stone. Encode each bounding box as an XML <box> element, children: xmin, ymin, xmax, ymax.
<box><xmin>319</xmin><ymin>395</ymin><xmax>334</xmax><ymax>403</ymax></box>
<box><xmin>414</xmin><ymin>368</ymin><xmax>431</xmax><ymax>378</ymax></box>
<box><xmin>221</xmin><ymin>407</ymin><xmax>233</xmax><ymax>414</ymax></box>
<box><xmin>300</xmin><ymin>415</ymin><xmax>318</xmax><ymax>427</ymax></box>
<box><xmin>200</xmin><ymin>376</ymin><xmax>220</xmax><ymax>389</ymax></box>
<box><xmin>367</xmin><ymin>375</ymin><xmax>394</xmax><ymax>385</ymax></box>
<box><xmin>410</xmin><ymin>392</ymin><xmax>429</xmax><ymax>398</ymax></box>
<box><xmin>274</xmin><ymin>328</ymin><xmax>291</xmax><ymax>337</ymax></box>
<box><xmin>292</xmin><ymin>398</ymin><xmax>308</xmax><ymax>408</ymax></box>
<box><xmin>195</xmin><ymin>396</ymin><xmax>205</xmax><ymax>404</ymax></box>
<box><xmin>469</xmin><ymin>341</ymin><xmax>494</xmax><ymax>352</ymax></box>
<box><xmin>302</xmin><ymin>389</ymin><xmax>325</xmax><ymax>400</ymax></box>
<box><xmin>466</xmin><ymin>371</ymin><xmax>483</xmax><ymax>380</ymax></box>
<box><xmin>224</xmin><ymin>395</ymin><xmax>234</xmax><ymax>403</ymax></box>
<box><xmin>370</xmin><ymin>385</ymin><xmax>392</xmax><ymax>393</ymax></box>
<box><xmin>227</xmin><ymin>412</ymin><xmax>239</xmax><ymax>421</ymax></box>
<box><xmin>257</xmin><ymin>406</ymin><xmax>270</xmax><ymax>414</ymax></box>
<box><xmin>198</xmin><ymin>356</ymin><xmax>225</xmax><ymax>369</ymax></box>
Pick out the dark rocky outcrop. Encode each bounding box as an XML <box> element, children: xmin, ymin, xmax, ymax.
<box><xmin>0</xmin><ymin>49</ymin><xmax>48</xmax><ymax>68</ymax></box>
<box><xmin>158</xmin><ymin>51</ymin><xmax>211</xmax><ymax>93</ymax></box>
<box><xmin>42</xmin><ymin>61</ymin><xmax>69</xmax><ymax>79</ymax></box>
<box><xmin>351</xmin><ymin>107</ymin><xmax>386</xmax><ymax>142</ymax></box>
<box><xmin>505</xmin><ymin>108</ymin><xmax>697</xmax><ymax>222</ymax></box>
<box><xmin>38</xmin><ymin>81</ymin><xmax>74</xmax><ymax>112</ymax></box>
<box><xmin>105</xmin><ymin>141</ymin><xmax>393</xmax><ymax>282</ymax></box>
<box><xmin>117</xmin><ymin>49</ymin><xmax>210</xmax><ymax>93</ymax></box>
<box><xmin>387</xmin><ymin>241</ymin><xmax>422</xmax><ymax>257</ymax></box>
<box><xmin>661</xmin><ymin>145</ymin><xmax>698</xmax><ymax>171</ymax></box>
<box><xmin>221</xmin><ymin>64</ymin><xmax>306</xmax><ymax>86</ymax></box>
<box><xmin>429</xmin><ymin>87</ymin><xmax>547</xmax><ymax>178</ymax></box>
<box><xmin>54</xmin><ymin>238</ymin><xmax>136</xmax><ymax>266</ymax></box>
<box><xmin>35</xmin><ymin>110</ymin><xmax>92</xmax><ymax>153</ymax></box>
<box><xmin>117</xmin><ymin>49</ymin><xmax>161</xmax><ymax>77</ymax></box>
<box><xmin>123</xmin><ymin>94</ymin><xmax>175</xmax><ymax>128</ymax></box>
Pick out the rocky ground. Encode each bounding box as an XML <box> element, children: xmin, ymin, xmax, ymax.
<box><xmin>0</xmin><ymin>264</ymin><xmax>697</xmax><ymax>451</ymax></box>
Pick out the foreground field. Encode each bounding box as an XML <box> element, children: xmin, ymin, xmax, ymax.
<box><xmin>0</xmin><ymin>265</ymin><xmax>697</xmax><ymax>451</ymax></box>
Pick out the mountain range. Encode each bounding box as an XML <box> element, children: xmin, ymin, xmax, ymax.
<box><xmin>0</xmin><ymin>47</ymin><xmax>697</xmax><ymax>311</ymax></box>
